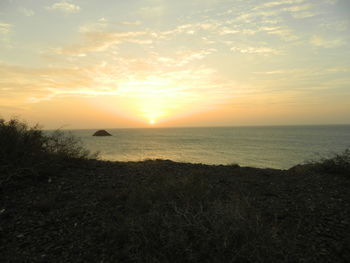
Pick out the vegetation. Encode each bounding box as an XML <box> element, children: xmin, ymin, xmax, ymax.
<box><xmin>0</xmin><ymin>118</ymin><xmax>97</xmax><ymax>185</ymax></box>
<box><xmin>103</xmin><ymin>172</ymin><xmax>281</xmax><ymax>262</ymax></box>
<box><xmin>309</xmin><ymin>148</ymin><xmax>350</xmax><ymax>175</ymax></box>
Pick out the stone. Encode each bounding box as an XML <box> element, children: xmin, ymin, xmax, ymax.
<box><xmin>92</xmin><ymin>130</ymin><xmax>112</xmax><ymax>136</ymax></box>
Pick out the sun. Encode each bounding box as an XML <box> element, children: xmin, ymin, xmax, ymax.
<box><xmin>149</xmin><ymin>119</ymin><xmax>155</xmax><ymax>125</ymax></box>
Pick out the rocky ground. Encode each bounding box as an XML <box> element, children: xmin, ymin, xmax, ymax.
<box><xmin>0</xmin><ymin>159</ymin><xmax>349</xmax><ymax>262</ymax></box>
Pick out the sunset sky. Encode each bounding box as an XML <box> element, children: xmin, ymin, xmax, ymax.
<box><xmin>0</xmin><ymin>0</ymin><xmax>349</xmax><ymax>128</ymax></box>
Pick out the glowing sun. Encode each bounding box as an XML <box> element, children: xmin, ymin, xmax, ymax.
<box><xmin>149</xmin><ymin>119</ymin><xmax>155</xmax><ymax>125</ymax></box>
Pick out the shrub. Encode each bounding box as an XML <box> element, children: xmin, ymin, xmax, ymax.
<box><xmin>44</xmin><ymin>130</ymin><xmax>96</xmax><ymax>160</ymax></box>
<box><xmin>311</xmin><ymin>148</ymin><xmax>350</xmax><ymax>175</ymax></box>
<box><xmin>0</xmin><ymin>118</ymin><xmax>45</xmax><ymax>165</ymax></box>
<box><xmin>0</xmin><ymin>118</ymin><xmax>97</xmax><ymax>183</ymax></box>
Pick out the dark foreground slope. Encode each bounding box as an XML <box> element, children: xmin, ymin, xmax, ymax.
<box><xmin>1</xmin><ymin>159</ymin><xmax>349</xmax><ymax>262</ymax></box>
<box><xmin>0</xmin><ymin>119</ymin><xmax>349</xmax><ymax>262</ymax></box>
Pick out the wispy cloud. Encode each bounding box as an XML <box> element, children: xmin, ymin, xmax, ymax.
<box><xmin>267</xmin><ymin>27</ymin><xmax>298</xmax><ymax>41</ymax></box>
<box><xmin>174</xmin><ymin>49</ymin><xmax>217</xmax><ymax>65</ymax></box>
<box><xmin>246</xmin><ymin>1</ymin><xmax>317</xmax><ymax>21</ymax></box>
<box><xmin>219</xmin><ymin>27</ymin><xmax>240</xmax><ymax>35</ymax></box>
<box><xmin>255</xmin><ymin>0</ymin><xmax>305</xmax><ymax>9</ymax></box>
<box><xmin>47</xmin><ymin>1</ymin><xmax>80</xmax><ymax>14</ymax></box>
<box><xmin>0</xmin><ymin>23</ymin><xmax>12</xmax><ymax>35</ymax></box>
<box><xmin>231</xmin><ymin>46</ymin><xmax>280</xmax><ymax>55</ymax></box>
<box><xmin>282</xmin><ymin>3</ymin><xmax>312</xmax><ymax>12</ymax></box>
<box><xmin>326</xmin><ymin>67</ymin><xmax>350</xmax><ymax>73</ymax></box>
<box><xmin>0</xmin><ymin>22</ymin><xmax>13</xmax><ymax>45</ymax></box>
<box><xmin>291</xmin><ymin>11</ymin><xmax>317</xmax><ymax>18</ymax></box>
<box><xmin>56</xmin><ymin>31</ymin><xmax>149</xmax><ymax>55</ymax></box>
<box><xmin>121</xmin><ymin>21</ymin><xmax>142</xmax><ymax>26</ymax></box>
<box><xmin>320</xmin><ymin>20</ymin><xmax>349</xmax><ymax>32</ymax></box>
<box><xmin>135</xmin><ymin>6</ymin><xmax>164</xmax><ymax>18</ymax></box>
<box><xmin>19</xmin><ymin>7</ymin><xmax>35</xmax><ymax>17</ymax></box>
<box><xmin>282</xmin><ymin>3</ymin><xmax>318</xmax><ymax>18</ymax></box>
<box><xmin>310</xmin><ymin>35</ymin><xmax>345</xmax><ymax>48</ymax></box>
<box><xmin>79</xmin><ymin>18</ymin><xmax>109</xmax><ymax>32</ymax></box>
<box><xmin>0</xmin><ymin>49</ymin><xmax>237</xmax><ymax>121</ymax></box>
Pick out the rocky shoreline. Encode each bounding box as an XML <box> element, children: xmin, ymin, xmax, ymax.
<box><xmin>1</xmin><ymin>159</ymin><xmax>349</xmax><ymax>262</ymax></box>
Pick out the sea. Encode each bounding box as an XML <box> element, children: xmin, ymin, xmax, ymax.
<box><xmin>68</xmin><ymin>125</ymin><xmax>350</xmax><ymax>169</ymax></box>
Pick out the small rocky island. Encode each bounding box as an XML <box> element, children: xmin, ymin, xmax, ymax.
<box><xmin>92</xmin><ymin>129</ymin><xmax>112</xmax><ymax>136</ymax></box>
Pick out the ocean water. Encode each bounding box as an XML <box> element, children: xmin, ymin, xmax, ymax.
<box><xmin>69</xmin><ymin>125</ymin><xmax>350</xmax><ymax>169</ymax></box>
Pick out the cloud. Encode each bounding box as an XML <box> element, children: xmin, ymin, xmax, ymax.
<box><xmin>225</xmin><ymin>7</ymin><xmax>301</xmax><ymax>41</ymax></box>
<box><xmin>0</xmin><ymin>23</ymin><xmax>12</xmax><ymax>35</ymax></box>
<box><xmin>266</xmin><ymin>27</ymin><xmax>298</xmax><ymax>41</ymax></box>
<box><xmin>0</xmin><ymin>62</ymin><xmax>97</xmax><ymax>105</ymax></box>
<box><xmin>239</xmin><ymin>25</ymin><xmax>298</xmax><ymax>41</ymax></box>
<box><xmin>256</xmin><ymin>0</ymin><xmax>305</xmax><ymax>9</ymax></box>
<box><xmin>282</xmin><ymin>3</ymin><xmax>312</xmax><ymax>12</ymax></box>
<box><xmin>310</xmin><ymin>35</ymin><xmax>345</xmax><ymax>48</ymax></box>
<box><xmin>154</xmin><ymin>49</ymin><xmax>216</xmax><ymax>69</ymax></box>
<box><xmin>79</xmin><ymin>18</ymin><xmax>108</xmax><ymax>32</ymax></box>
<box><xmin>56</xmin><ymin>31</ymin><xmax>149</xmax><ymax>55</ymax></box>
<box><xmin>47</xmin><ymin>1</ymin><xmax>80</xmax><ymax>13</ymax></box>
<box><xmin>320</xmin><ymin>20</ymin><xmax>349</xmax><ymax>32</ymax></box>
<box><xmin>0</xmin><ymin>104</ymin><xmax>28</xmax><ymax>112</ymax></box>
<box><xmin>254</xmin><ymin>70</ymin><xmax>287</xmax><ymax>74</ymax></box>
<box><xmin>281</xmin><ymin>4</ymin><xmax>317</xmax><ymax>18</ymax></box>
<box><xmin>326</xmin><ymin>67</ymin><xmax>350</xmax><ymax>73</ymax></box>
<box><xmin>291</xmin><ymin>11</ymin><xmax>316</xmax><ymax>18</ymax></box>
<box><xmin>0</xmin><ymin>22</ymin><xmax>13</xmax><ymax>44</ymax></box>
<box><xmin>172</xmin><ymin>49</ymin><xmax>217</xmax><ymax>66</ymax></box>
<box><xmin>158</xmin><ymin>21</ymin><xmax>221</xmax><ymax>41</ymax></box>
<box><xmin>248</xmin><ymin>1</ymin><xmax>317</xmax><ymax>21</ymax></box>
<box><xmin>0</xmin><ymin>51</ymin><xmax>237</xmax><ymax>122</ymax></box>
<box><xmin>231</xmin><ymin>46</ymin><xmax>280</xmax><ymax>55</ymax></box>
<box><xmin>136</xmin><ymin>6</ymin><xmax>164</xmax><ymax>18</ymax></box>
<box><xmin>219</xmin><ymin>27</ymin><xmax>239</xmax><ymax>35</ymax></box>
<box><xmin>19</xmin><ymin>7</ymin><xmax>35</xmax><ymax>17</ymax></box>
<box><xmin>121</xmin><ymin>21</ymin><xmax>142</xmax><ymax>26</ymax></box>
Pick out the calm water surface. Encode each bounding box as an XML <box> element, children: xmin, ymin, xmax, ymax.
<box><xmin>69</xmin><ymin>125</ymin><xmax>350</xmax><ymax>169</ymax></box>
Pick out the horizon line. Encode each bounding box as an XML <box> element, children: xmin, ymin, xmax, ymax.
<box><xmin>43</xmin><ymin>123</ymin><xmax>350</xmax><ymax>131</ymax></box>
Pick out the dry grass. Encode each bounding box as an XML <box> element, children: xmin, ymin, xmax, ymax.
<box><xmin>95</xmin><ymin>172</ymin><xmax>290</xmax><ymax>262</ymax></box>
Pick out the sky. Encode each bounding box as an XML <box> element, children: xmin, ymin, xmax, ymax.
<box><xmin>0</xmin><ymin>0</ymin><xmax>349</xmax><ymax>129</ymax></box>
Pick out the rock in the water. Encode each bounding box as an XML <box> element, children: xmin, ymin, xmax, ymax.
<box><xmin>93</xmin><ymin>130</ymin><xmax>112</xmax><ymax>136</ymax></box>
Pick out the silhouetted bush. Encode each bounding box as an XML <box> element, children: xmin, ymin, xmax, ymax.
<box><xmin>304</xmin><ymin>148</ymin><xmax>350</xmax><ymax>175</ymax></box>
<box><xmin>44</xmin><ymin>130</ymin><xmax>95</xmax><ymax>160</ymax></box>
<box><xmin>0</xmin><ymin>119</ymin><xmax>45</xmax><ymax>165</ymax></box>
<box><xmin>310</xmin><ymin>148</ymin><xmax>350</xmax><ymax>175</ymax></box>
<box><xmin>0</xmin><ymin>118</ymin><xmax>96</xmax><ymax>184</ymax></box>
